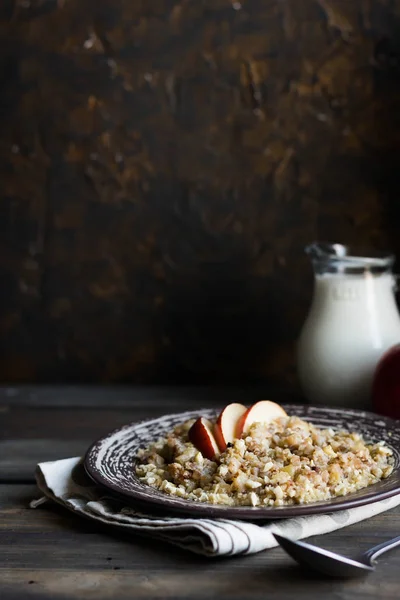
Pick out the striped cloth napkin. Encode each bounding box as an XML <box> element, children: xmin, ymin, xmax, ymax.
<box><xmin>31</xmin><ymin>457</ymin><xmax>400</xmax><ymax>557</ymax></box>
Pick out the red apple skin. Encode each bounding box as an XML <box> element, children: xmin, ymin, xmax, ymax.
<box><xmin>188</xmin><ymin>417</ymin><xmax>219</xmax><ymax>460</ymax></box>
<box><xmin>372</xmin><ymin>344</ymin><xmax>400</xmax><ymax>419</ymax></box>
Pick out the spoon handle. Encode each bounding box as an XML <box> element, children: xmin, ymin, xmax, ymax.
<box><xmin>363</xmin><ymin>535</ymin><xmax>400</xmax><ymax>564</ymax></box>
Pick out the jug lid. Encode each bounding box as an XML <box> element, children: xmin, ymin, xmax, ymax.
<box><xmin>306</xmin><ymin>242</ymin><xmax>394</xmax><ymax>273</ymax></box>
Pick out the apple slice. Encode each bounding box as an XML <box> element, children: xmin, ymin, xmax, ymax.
<box><xmin>236</xmin><ymin>400</ymin><xmax>288</xmax><ymax>437</ymax></box>
<box><xmin>213</xmin><ymin>403</ymin><xmax>247</xmax><ymax>451</ymax></box>
<box><xmin>189</xmin><ymin>417</ymin><xmax>220</xmax><ymax>460</ymax></box>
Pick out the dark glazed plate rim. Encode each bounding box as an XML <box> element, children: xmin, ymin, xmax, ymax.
<box><xmin>84</xmin><ymin>405</ymin><xmax>400</xmax><ymax>520</ymax></box>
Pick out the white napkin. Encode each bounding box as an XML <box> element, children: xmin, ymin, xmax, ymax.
<box><xmin>31</xmin><ymin>457</ymin><xmax>400</xmax><ymax>557</ymax></box>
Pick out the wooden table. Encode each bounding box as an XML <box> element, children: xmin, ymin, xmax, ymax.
<box><xmin>1</xmin><ymin>386</ymin><xmax>400</xmax><ymax>599</ymax></box>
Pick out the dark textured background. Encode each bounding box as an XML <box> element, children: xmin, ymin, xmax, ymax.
<box><xmin>1</xmin><ymin>0</ymin><xmax>400</xmax><ymax>385</ymax></box>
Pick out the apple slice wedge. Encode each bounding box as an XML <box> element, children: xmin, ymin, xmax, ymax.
<box><xmin>189</xmin><ymin>417</ymin><xmax>220</xmax><ymax>460</ymax></box>
<box><xmin>235</xmin><ymin>400</ymin><xmax>288</xmax><ymax>437</ymax></box>
<box><xmin>213</xmin><ymin>403</ymin><xmax>247</xmax><ymax>451</ymax></box>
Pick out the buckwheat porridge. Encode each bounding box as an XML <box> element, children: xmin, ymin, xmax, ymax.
<box><xmin>135</xmin><ymin>415</ymin><xmax>394</xmax><ymax>507</ymax></box>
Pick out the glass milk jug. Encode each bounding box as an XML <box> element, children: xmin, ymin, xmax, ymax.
<box><xmin>297</xmin><ymin>243</ymin><xmax>400</xmax><ymax>409</ymax></box>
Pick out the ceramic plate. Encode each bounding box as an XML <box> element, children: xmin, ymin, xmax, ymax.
<box><xmin>84</xmin><ymin>405</ymin><xmax>400</xmax><ymax>520</ymax></box>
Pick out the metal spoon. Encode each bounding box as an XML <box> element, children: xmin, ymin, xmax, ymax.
<box><xmin>273</xmin><ymin>532</ymin><xmax>400</xmax><ymax>578</ymax></box>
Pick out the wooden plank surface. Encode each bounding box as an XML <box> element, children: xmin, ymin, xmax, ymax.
<box><xmin>1</xmin><ymin>387</ymin><xmax>400</xmax><ymax>599</ymax></box>
<box><xmin>1</xmin><ymin>485</ymin><xmax>400</xmax><ymax>599</ymax></box>
<box><xmin>0</xmin><ymin>384</ymin><xmax>297</xmax><ymax>407</ymax></box>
